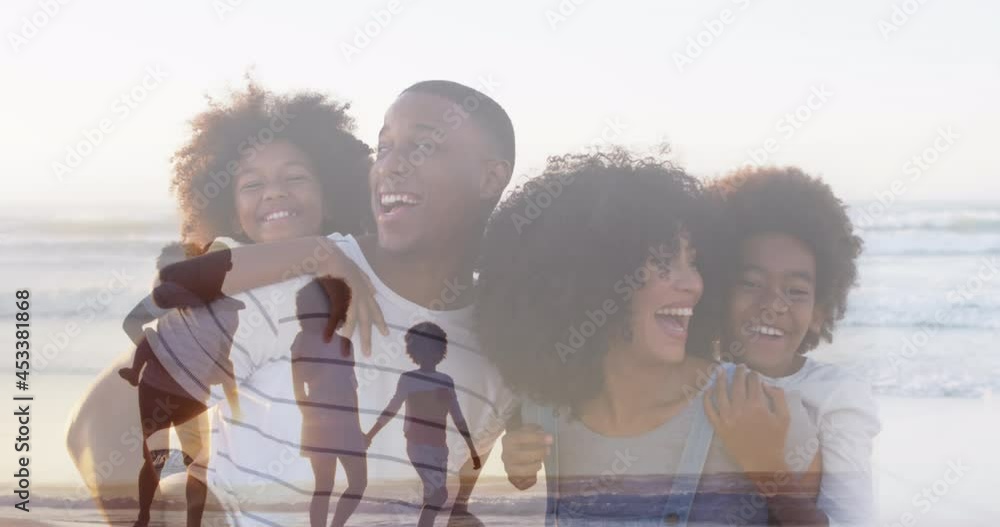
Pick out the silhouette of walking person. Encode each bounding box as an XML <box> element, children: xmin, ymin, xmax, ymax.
<box><xmin>366</xmin><ymin>322</ymin><xmax>482</xmax><ymax>527</ymax></box>
<box><xmin>119</xmin><ymin>241</ymin><xmax>244</xmax><ymax>527</ymax></box>
<box><xmin>292</xmin><ymin>277</ymin><xmax>367</xmax><ymax>527</ymax></box>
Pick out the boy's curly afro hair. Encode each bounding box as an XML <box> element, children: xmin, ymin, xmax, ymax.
<box><xmin>707</xmin><ymin>166</ymin><xmax>863</xmax><ymax>354</ymax></box>
<box><xmin>170</xmin><ymin>80</ymin><xmax>373</xmax><ymax>245</ymax></box>
<box><xmin>475</xmin><ymin>148</ymin><xmax>713</xmax><ymax>407</ymax></box>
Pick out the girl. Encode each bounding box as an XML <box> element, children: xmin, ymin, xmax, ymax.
<box><xmin>67</xmin><ymin>80</ymin><xmax>374</xmax><ymax>527</ymax></box>
<box><xmin>478</xmin><ymin>150</ymin><xmax>822</xmax><ymax>525</ymax></box>
<box><xmin>292</xmin><ymin>277</ymin><xmax>368</xmax><ymax>527</ymax></box>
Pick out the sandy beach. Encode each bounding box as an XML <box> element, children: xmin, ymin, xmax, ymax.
<box><xmin>3</xmin><ymin>381</ymin><xmax>998</xmax><ymax>525</ymax></box>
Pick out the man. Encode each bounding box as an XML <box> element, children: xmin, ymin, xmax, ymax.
<box><xmin>153</xmin><ymin>80</ymin><xmax>517</xmax><ymax>525</ymax></box>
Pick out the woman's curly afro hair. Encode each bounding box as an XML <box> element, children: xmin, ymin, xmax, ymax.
<box><xmin>706</xmin><ymin>166</ymin><xmax>863</xmax><ymax>354</ymax></box>
<box><xmin>171</xmin><ymin>80</ymin><xmax>373</xmax><ymax>245</ymax></box>
<box><xmin>475</xmin><ymin>148</ymin><xmax>713</xmax><ymax>408</ymax></box>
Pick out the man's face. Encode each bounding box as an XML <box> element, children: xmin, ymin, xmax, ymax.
<box><xmin>724</xmin><ymin>232</ymin><xmax>822</xmax><ymax>377</ymax></box>
<box><xmin>370</xmin><ymin>91</ymin><xmax>496</xmax><ymax>255</ymax></box>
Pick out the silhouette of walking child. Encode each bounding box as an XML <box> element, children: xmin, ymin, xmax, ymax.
<box><xmin>118</xmin><ymin>241</ymin><xmax>244</xmax><ymax>527</ymax></box>
<box><xmin>366</xmin><ymin>322</ymin><xmax>481</xmax><ymax>527</ymax></box>
<box><xmin>292</xmin><ymin>277</ymin><xmax>367</xmax><ymax>527</ymax></box>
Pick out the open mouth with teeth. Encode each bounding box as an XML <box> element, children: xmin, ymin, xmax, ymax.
<box><xmin>654</xmin><ymin>306</ymin><xmax>694</xmax><ymax>338</ymax></box>
<box><xmin>259</xmin><ymin>208</ymin><xmax>301</xmax><ymax>224</ymax></box>
<box><xmin>747</xmin><ymin>324</ymin><xmax>786</xmax><ymax>340</ymax></box>
<box><xmin>378</xmin><ymin>192</ymin><xmax>424</xmax><ymax>217</ymax></box>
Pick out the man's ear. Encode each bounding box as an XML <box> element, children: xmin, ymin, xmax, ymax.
<box><xmin>479</xmin><ymin>159</ymin><xmax>512</xmax><ymax>202</ymax></box>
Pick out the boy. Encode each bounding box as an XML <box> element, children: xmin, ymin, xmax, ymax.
<box><xmin>706</xmin><ymin>166</ymin><xmax>879</xmax><ymax>526</ymax></box>
<box><xmin>366</xmin><ymin>322</ymin><xmax>481</xmax><ymax>527</ymax></box>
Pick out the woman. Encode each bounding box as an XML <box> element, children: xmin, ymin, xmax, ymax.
<box><xmin>478</xmin><ymin>149</ymin><xmax>822</xmax><ymax>525</ymax></box>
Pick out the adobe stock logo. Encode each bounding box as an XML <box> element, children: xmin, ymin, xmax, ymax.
<box><xmin>341</xmin><ymin>0</ymin><xmax>409</xmax><ymax>63</ymax></box>
<box><xmin>52</xmin><ymin>65</ymin><xmax>169</xmax><ymax>182</ymax></box>
<box><xmin>6</xmin><ymin>0</ymin><xmax>72</xmax><ymax>53</ymax></box>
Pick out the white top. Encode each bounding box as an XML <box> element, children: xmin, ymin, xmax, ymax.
<box><xmin>767</xmin><ymin>357</ymin><xmax>881</xmax><ymax>527</ymax></box>
<box><xmin>142</xmin><ymin>237</ymin><xmax>269</xmax><ymax>402</ymax></box>
<box><xmin>207</xmin><ymin>234</ymin><xmax>516</xmax><ymax>525</ymax></box>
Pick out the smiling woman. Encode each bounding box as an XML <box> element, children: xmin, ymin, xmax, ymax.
<box><xmin>478</xmin><ymin>148</ymin><xmax>823</xmax><ymax>525</ymax></box>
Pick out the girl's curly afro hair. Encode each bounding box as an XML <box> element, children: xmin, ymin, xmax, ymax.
<box><xmin>170</xmin><ymin>80</ymin><xmax>373</xmax><ymax>245</ymax></box>
<box><xmin>475</xmin><ymin>148</ymin><xmax>713</xmax><ymax>407</ymax></box>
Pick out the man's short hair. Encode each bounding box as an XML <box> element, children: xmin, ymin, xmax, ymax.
<box><xmin>401</xmin><ymin>80</ymin><xmax>515</xmax><ymax>168</ymax></box>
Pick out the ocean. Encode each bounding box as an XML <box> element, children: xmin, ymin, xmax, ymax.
<box><xmin>1</xmin><ymin>200</ymin><xmax>998</xmax><ymax>524</ymax></box>
<box><xmin>2</xmin><ymin>201</ymin><xmax>998</xmax><ymax>393</ymax></box>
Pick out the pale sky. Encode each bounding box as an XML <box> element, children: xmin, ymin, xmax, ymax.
<box><xmin>3</xmin><ymin>0</ymin><xmax>998</xmax><ymax>218</ymax></box>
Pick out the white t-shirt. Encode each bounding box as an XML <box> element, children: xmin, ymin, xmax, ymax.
<box><xmin>144</xmin><ymin>238</ymin><xmax>290</xmax><ymax>405</ymax></box>
<box><xmin>767</xmin><ymin>357</ymin><xmax>881</xmax><ymax>527</ymax></box>
<box><xmin>207</xmin><ymin>234</ymin><xmax>516</xmax><ymax>525</ymax></box>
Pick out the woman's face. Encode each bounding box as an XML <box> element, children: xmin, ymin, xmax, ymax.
<box><xmin>233</xmin><ymin>140</ymin><xmax>325</xmax><ymax>243</ymax></box>
<box><xmin>723</xmin><ymin>232</ymin><xmax>822</xmax><ymax>377</ymax></box>
<box><xmin>616</xmin><ymin>234</ymin><xmax>703</xmax><ymax>365</ymax></box>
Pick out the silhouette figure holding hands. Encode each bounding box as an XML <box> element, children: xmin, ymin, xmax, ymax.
<box><xmin>292</xmin><ymin>277</ymin><xmax>367</xmax><ymax>527</ymax></box>
<box><xmin>366</xmin><ymin>322</ymin><xmax>481</xmax><ymax>527</ymax></box>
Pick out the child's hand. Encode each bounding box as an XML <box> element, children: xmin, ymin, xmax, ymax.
<box><xmin>471</xmin><ymin>453</ymin><xmax>482</xmax><ymax>470</ymax></box>
<box><xmin>364</xmin><ymin>430</ymin><xmax>375</xmax><ymax>448</ymax></box>
<box><xmin>315</xmin><ymin>238</ymin><xmax>388</xmax><ymax>356</ymax></box>
<box><xmin>704</xmin><ymin>365</ymin><xmax>790</xmax><ymax>476</ymax></box>
<box><xmin>500</xmin><ymin>425</ymin><xmax>551</xmax><ymax>490</ymax></box>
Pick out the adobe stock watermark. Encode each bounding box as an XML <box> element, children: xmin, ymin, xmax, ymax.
<box><xmin>881</xmin><ymin>255</ymin><xmax>998</xmax><ymax>381</ymax></box>
<box><xmin>34</xmin><ymin>268</ymin><xmax>137</xmax><ymax>373</ymax></box>
<box><xmin>51</xmin><ymin>65</ymin><xmax>169</xmax><ymax>182</ymax></box>
<box><xmin>6</xmin><ymin>0</ymin><xmax>72</xmax><ymax>53</ymax></box>
<box><xmin>555</xmin><ymin>245</ymin><xmax>669</xmax><ymax>363</ymax></box>
<box><xmin>852</xmin><ymin>126</ymin><xmax>957</xmax><ymax>231</ymax></box>
<box><xmin>878</xmin><ymin>0</ymin><xmax>931</xmax><ymax>41</ymax></box>
<box><xmin>544</xmin><ymin>0</ymin><xmax>591</xmax><ymax>31</ymax></box>
<box><xmin>739</xmin><ymin>84</ymin><xmax>833</xmax><ymax>170</ymax></box>
<box><xmin>341</xmin><ymin>0</ymin><xmax>410</xmax><ymax>63</ymax></box>
<box><xmin>509</xmin><ymin>117</ymin><xmax>626</xmax><ymax>233</ymax></box>
<box><xmin>212</xmin><ymin>0</ymin><xmax>249</xmax><ymax>21</ymax></box>
<box><xmin>562</xmin><ymin>448</ymin><xmax>640</xmax><ymax>517</ymax></box>
<box><xmin>380</xmin><ymin>74</ymin><xmax>502</xmax><ymax>190</ymax></box>
<box><xmin>672</xmin><ymin>0</ymin><xmax>754</xmax><ymax>73</ymax></box>
<box><xmin>886</xmin><ymin>459</ymin><xmax>970</xmax><ymax>527</ymax></box>
<box><xmin>190</xmin><ymin>106</ymin><xmax>295</xmax><ymax>210</ymax></box>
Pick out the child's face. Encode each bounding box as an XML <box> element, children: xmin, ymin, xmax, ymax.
<box><xmin>370</xmin><ymin>92</ymin><xmax>498</xmax><ymax>255</ymax></box>
<box><xmin>615</xmin><ymin>236</ymin><xmax>703</xmax><ymax>366</ymax></box>
<box><xmin>724</xmin><ymin>232</ymin><xmax>823</xmax><ymax>377</ymax></box>
<box><xmin>233</xmin><ymin>140</ymin><xmax>325</xmax><ymax>243</ymax></box>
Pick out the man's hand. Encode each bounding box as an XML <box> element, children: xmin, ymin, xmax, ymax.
<box><xmin>704</xmin><ymin>365</ymin><xmax>790</xmax><ymax>476</ymax></box>
<box><xmin>500</xmin><ymin>425</ymin><xmax>551</xmax><ymax>490</ymax></box>
<box><xmin>314</xmin><ymin>237</ymin><xmax>387</xmax><ymax>356</ymax></box>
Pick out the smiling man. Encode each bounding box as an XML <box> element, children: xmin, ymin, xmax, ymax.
<box><xmin>147</xmin><ymin>80</ymin><xmax>518</xmax><ymax>525</ymax></box>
